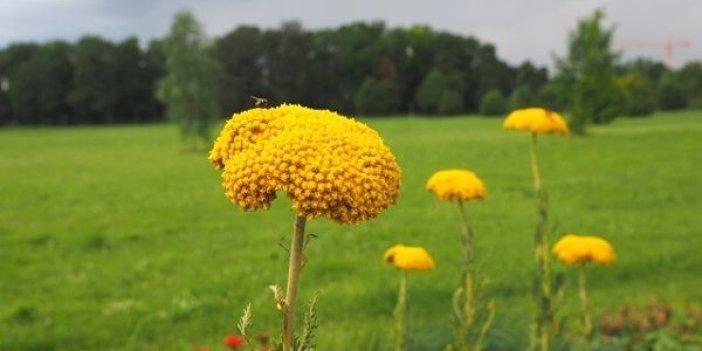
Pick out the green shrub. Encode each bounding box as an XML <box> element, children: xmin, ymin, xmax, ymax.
<box><xmin>354</xmin><ymin>76</ymin><xmax>401</xmax><ymax>116</ymax></box>
<box><xmin>509</xmin><ymin>85</ymin><xmax>536</xmax><ymax>110</ymax></box>
<box><xmin>438</xmin><ymin>89</ymin><xmax>464</xmax><ymax>115</ymax></box>
<box><xmin>592</xmin><ymin>300</ymin><xmax>702</xmax><ymax>351</ymax></box>
<box><xmin>615</xmin><ymin>71</ymin><xmax>656</xmax><ymax>117</ymax></box>
<box><xmin>415</xmin><ymin>69</ymin><xmax>446</xmax><ymax>115</ymax></box>
<box><xmin>658</xmin><ymin>79</ymin><xmax>688</xmax><ymax>111</ymax></box>
<box><xmin>479</xmin><ymin>89</ymin><xmax>508</xmax><ymax>116</ymax></box>
<box><xmin>536</xmin><ymin>83</ymin><xmax>567</xmax><ymax>111</ymax></box>
<box><xmin>686</xmin><ymin>95</ymin><xmax>702</xmax><ymax>110</ymax></box>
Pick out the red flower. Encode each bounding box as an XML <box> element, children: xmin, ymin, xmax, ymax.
<box><xmin>224</xmin><ymin>334</ymin><xmax>246</xmax><ymax>349</ymax></box>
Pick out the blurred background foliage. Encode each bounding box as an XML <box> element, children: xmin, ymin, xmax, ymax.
<box><xmin>0</xmin><ymin>10</ymin><xmax>701</xmax><ymax>131</ymax></box>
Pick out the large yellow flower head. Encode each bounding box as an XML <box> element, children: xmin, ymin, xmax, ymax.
<box><xmin>426</xmin><ymin>169</ymin><xmax>486</xmax><ymax>202</ymax></box>
<box><xmin>503</xmin><ymin>107</ymin><xmax>569</xmax><ymax>135</ymax></box>
<box><xmin>383</xmin><ymin>244</ymin><xmax>435</xmax><ymax>272</ymax></box>
<box><xmin>209</xmin><ymin>104</ymin><xmax>402</xmax><ymax>224</ymax></box>
<box><xmin>552</xmin><ymin>234</ymin><xmax>616</xmax><ymax>266</ymax></box>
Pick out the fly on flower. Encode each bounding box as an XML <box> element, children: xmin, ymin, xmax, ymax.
<box><xmin>250</xmin><ymin>95</ymin><xmax>268</xmax><ymax>107</ymax></box>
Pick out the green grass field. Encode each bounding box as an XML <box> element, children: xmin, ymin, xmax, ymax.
<box><xmin>1</xmin><ymin>111</ymin><xmax>701</xmax><ymax>351</ymax></box>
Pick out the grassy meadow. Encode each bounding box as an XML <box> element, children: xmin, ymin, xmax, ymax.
<box><xmin>1</xmin><ymin>111</ymin><xmax>702</xmax><ymax>350</ymax></box>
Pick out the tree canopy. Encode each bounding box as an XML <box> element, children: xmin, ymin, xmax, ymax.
<box><xmin>157</xmin><ymin>10</ymin><xmax>221</xmax><ymax>149</ymax></box>
<box><xmin>0</xmin><ymin>11</ymin><xmax>700</xmax><ymax>127</ymax></box>
<box><xmin>555</xmin><ymin>9</ymin><xmax>620</xmax><ymax>134</ymax></box>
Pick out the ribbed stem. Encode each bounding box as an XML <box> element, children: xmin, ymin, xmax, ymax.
<box><xmin>457</xmin><ymin>200</ymin><xmax>476</xmax><ymax>342</ymax></box>
<box><xmin>579</xmin><ymin>264</ymin><xmax>592</xmax><ymax>350</ymax></box>
<box><xmin>282</xmin><ymin>216</ymin><xmax>307</xmax><ymax>351</ymax></box>
<box><xmin>394</xmin><ymin>272</ymin><xmax>408</xmax><ymax>351</ymax></box>
<box><xmin>530</xmin><ymin>133</ymin><xmax>552</xmax><ymax>351</ymax></box>
<box><xmin>530</xmin><ymin>133</ymin><xmax>543</xmax><ymax>191</ymax></box>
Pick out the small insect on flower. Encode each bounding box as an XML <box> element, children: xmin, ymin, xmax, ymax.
<box><xmin>223</xmin><ymin>334</ymin><xmax>246</xmax><ymax>349</ymax></box>
<box><xmin>250</xmin><ymin>95</ymin><xmax>268</xmax><ymax>107</ymax></box>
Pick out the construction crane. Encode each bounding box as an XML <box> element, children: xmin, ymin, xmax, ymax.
<box><xmin>616</xmin><ymin>36</ymin><xmax>691</xmax><ymax>68</ymax></box>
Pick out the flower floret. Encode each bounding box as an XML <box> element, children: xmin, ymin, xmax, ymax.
<box><xmin>209</xmin><ymin>104</ymin><xmax>402</xmax><ymax>224</ymax></box>
<box><xmin>426</xmin><ymin>169</ymin><xmax>486</xmax><ymax>201</ymax></box>
<box><xmin>503</xmin><ymin>107</ymin><xmax>569</xmax><ymax>135</ymax></box>
<box><xmin>552</xmin><ymin>234</ymin><xmax>616</xmax><ymax>265</ymax></box>
<box><xmin>384</xmin><ymin>244</ymin><xmax>435</xmax><ymax>272</ymax></box>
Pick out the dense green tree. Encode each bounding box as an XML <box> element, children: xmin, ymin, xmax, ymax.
<box><xmin>6</xmin><ymin>53</ymin><xmax>44</xmax><ymax>124</ymax></box>
<box><xmin>427</xmin><ymin>31</ymin><xmax>477</xmax><ymax>110</ymax></box>
<box><xmin>0</xmin><ymin>38</ymin><xmax>161</xmax><ymax>125</ymax></box>
<box><xmin>509</xmin><ymin>85</ymin><xmax>537</xmax><ymax>110</ymax></box>
<box><xmin>209</xmin><ymin>21</ymin><xmax>520</xmax><ymax>116</ymax></box>
<box><xmin>0</xmin><ymin>43</ymin><xmax>39</xmax><ymax>124</ymax></box>
<box><xmin>140</xmin><ymin>40</ymin><xmax>166</xmax><ymax>120</ymax></box>
<box><xmin>415</xmin><ymin>69</ymin><xmax>446</xmax><ymax>114</ymax></box>
<box><xmin>536</xmin><ymin>83</ymin><xmax>567</xmax><ymax>111</ymax></box>
<box><xmin>676</xmin><ymin>62</ymin><xmax>702</xmax><ymax>102</ymax></box>
<box><xmin>354</xmin><ymin>76</ymin><xmax>401</xmax><ymax>115</ymax></box>
<box><xmin>479</xmin><ymin>89</ymin><xmax>508</xmax><ymax>116</ymax></box>
<box><xmin>2</xmin><ymin>42</ymin><xmax>73</xmax><ymax>125</ymax></box>
<box><xmin>112</xmin><ymin>38</ymin><xmax>163</xmax><ymax>122</ymax></box>
<box><xmin>510</xmin><ymin>61</ymin><xmax>549</xmax><ymax>111</ymax></box>
<box><xmin>615</xmin><ymin>71</ymin><xmax>656</xmax><ymax>116</ymax></box>
<box><xmin>474</xmin><ymin>44</ymin><xmax>515</xmax><ymax>104</ymax></box>
<box><xmin>313</xmin><ymin>22</ymin><xmax>386</xmax><ymax>113</ymax></box>
<box><xmin>515</xmin><ymin>61</ymin><xmax>549</xmax><ymax>92</ymax></box>
<box><xmin>438</xmin><ymin>89</ymin><xmax>465</xmax><ymax>115</ymax></box>
<box><xmin>158</xmin><ymin>10</ymin><xmax>222</xmax><ymax>149</ymax></box>
<box><xmin>0</xmin><ymin>61</ymin><xmax>8</xmax><ymax>124</ymax></box>
<box><xmin>263</xmin><ymin>21</ymin><xmax>317</xmax><ymax>106</ymax></box>
<box><xmin>216</xmin><ymin>26</ymin><xmax>267</xmax><ymax>114</ymax></box>
<box><xmin>36</xmin><ymin>42</ymin><xmax>74</xmax><ymax>124</ymax></box>
<box><xmin>0</xmin><ymin>20</ymin><xmax>547</xmax><ymax>124</ymax></box>
<box><xmin>377</xmin><ymin>28</ymin><xmax>418</xmax><ymax>113</ymax></box>
<box><xmin>658</xmin><ymin>73</ymin><xmax>688</xmax><ymax>111</ymax></box>
<box><xmin>555</xmin><ymin>9</ymin><xmax>621</xmax><ymax>134</ymax></box>
<box><xmin>0</xmin><ymin>88</ymin><xmax>9</xmax><ymax>125</ymax></box>
<box><xmin>69</xmin><ymin>36</ymin><xmax>121</xmax><ymax>124</ymax></box>
<box><xmin>618</xmin><ymin>58</ymin><xmax>667</xmax><ymax>88</ymax></box>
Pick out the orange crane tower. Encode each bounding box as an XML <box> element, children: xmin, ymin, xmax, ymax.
<box><xmin>616</xmin><ymin>36</ymin><xmax>691</xmax><ymax>68</ymax></box>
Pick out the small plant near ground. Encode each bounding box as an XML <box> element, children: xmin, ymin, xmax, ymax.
<box><xmin>592</xmin><ymin>300</ymin><xmax>702</xmax><ymax>351</ymax></box>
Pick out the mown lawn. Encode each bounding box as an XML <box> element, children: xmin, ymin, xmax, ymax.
<box><xmin>1</xmin><ymin>111</ymin><xmax>701</xmax><ymax>351</ymax></box>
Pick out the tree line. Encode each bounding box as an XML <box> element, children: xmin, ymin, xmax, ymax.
<box><xmin>1</xmin><ymin>13</ymin><xmax>701</xmax><ymax>127</ymax></box>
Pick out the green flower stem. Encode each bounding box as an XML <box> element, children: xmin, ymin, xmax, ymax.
<box><xmin>530</xmin><ymin>133</ymin><xmax>543</xmax><ymax>191</ymax></box>
<box><xmin>282</xmin><ymin>215</ymin><xmax>307</xmax><ymax>351</ymax></box>
<box><xmin>579</xmin><ymin>264</ymin><xmax>592</xmax><ymax>349</ymax></box>
<box><xmin>530</xmin><ymin>133</ymin><xmax>552</xmax><ymax>351</ymax></box>
<box><xmin>394</xmin><ymin>272</ymin><xmax>408</xmax><ymax>351</ymax></box>
<box><xmin>457</xmin><ymin>200</ymin><xmax>476</xmax><ymax>340</ymax></box>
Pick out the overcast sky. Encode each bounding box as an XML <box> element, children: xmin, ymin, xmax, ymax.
<box><xmin>1</xmin><ymin>0</ymin><xmax>700</xmax><ymax>68</ymax></box>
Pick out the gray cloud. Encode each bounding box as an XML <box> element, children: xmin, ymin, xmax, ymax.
<box><xmin>0</xmin><ymin>0</ymin><xmax>700</xmax><ymax>68</ymax></box>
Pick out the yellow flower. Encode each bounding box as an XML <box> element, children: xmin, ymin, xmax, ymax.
<box><xmin>209</xmin><ymin>104</ymin><xmax>402</xmax><ymax>224</ymax></box>
<box><xmin>383</xmin><ymin>244</ymin><xmax>435</xmax><ymax>272</ymax></box>
<box><xmin>426</xmin><ymin>169</ymin><xmax>486</xmax><ymax>201</ymax></box>
<box><xmin>553</xmin><ymin>234</ymin><xmax>616</xmax><ymax>266</ymax></box>
<box><xmin>503</xmin><ymin>107</ymin><xmax>569</xmax><ymax>135</ymax></box>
